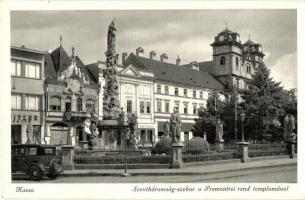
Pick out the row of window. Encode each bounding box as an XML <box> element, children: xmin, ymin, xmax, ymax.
<box><xmin>156</xmin><ymin>85</ymin><xmax>204</xmax><ymax>99</ymax></box>
<box><xmin>220</xmin><ymin>56</ymin><xmax>252</xmax><ymax>74</ymax></box>
<box><xmin>11</xmin><ymin>59</ymin><xmax>41</xmax><ymax>79</ymax></box>
<box><xmin>156</xmin><ymin>99</ymin><xmax>204</xmax><ymax>115</ymax></box>
<box><xmin>126</xmin><ymin>100</ymin><xmax>152</xmax><ymax>114</ymax></box>
<box><xmin>11</xmin><ymin>94</ymin><xmax>40</xmax><ymax>110</ymax></box>
<box><xmin>49</xmin><ymin>96</ymin><xmax>95</xmax><ymax>113</ymax></box>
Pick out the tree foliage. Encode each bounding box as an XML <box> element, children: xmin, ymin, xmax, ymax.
<box><xmin>241</xmin><ymin>62</ymin><xmax>285</xmax><ymax>141</ymax></box>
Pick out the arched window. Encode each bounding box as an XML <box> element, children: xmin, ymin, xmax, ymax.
<box><xmin>86</xmin><ymin>99</ymin><xmax>95</xmax><ymax>113</ymax></box>
<box><xmin>220</xmin><ymin>56</ymin><xmax>226</xmax><ymax>65</ymax></box>
<box><xmin>49</xmin><ymin>96</ymin><xmax>61</xmax><ymax>111</ymax></box>
<box><xmin>235</xmin><ymin>57</ymin><xmax>239</xmax><ymax>67</ymax></box>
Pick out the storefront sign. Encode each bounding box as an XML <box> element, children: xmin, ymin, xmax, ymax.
<box><xmin>50</xmin><ymin>126</ymin><xmax>70</xmax><ymax>131</ymax></box>
<box><xmin>138</xmin><ymin>124</ymin><xmax>155</xmax><ymax>129</ymax></box>
<box><xmin>11</xmin><ymin>113</ymin><xmax>40</xmax><ymax>124</ymax></box>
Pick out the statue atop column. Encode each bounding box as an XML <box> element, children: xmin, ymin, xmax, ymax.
<box><xmin>103</xmin><ymin>19</ymin><xmax>122</xmax><ymax>121</ymax></box>
<box><xmin>170</xmin><ymin>107</ymin><xmax>182</xmax><ymax>144</ymax></box>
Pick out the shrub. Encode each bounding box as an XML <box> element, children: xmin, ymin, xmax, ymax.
<box><xmin>74</xmin><ymin>155</ymin><xmax>171</xmax><ymax>164</ymax></box>
<box><xmin>184</xmin><ymin>137</ymin><xmax>210</xmax><ymax>154</ymax></box>
<box><xmin>151</xmin><ymin>136</ymin><xmax>172</xmax><ymax>155</ymax></box>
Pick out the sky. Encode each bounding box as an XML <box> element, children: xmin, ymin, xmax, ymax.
<box><xmin>11</xmin><ymin>10</ymin><xmax>297</xmax><ymax>89</ymax></box>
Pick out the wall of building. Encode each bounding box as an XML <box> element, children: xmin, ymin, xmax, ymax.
<box><xmin>11</xmin><ymin>48</ymin><xmax>45</xmax><ymax>145</ymax></box>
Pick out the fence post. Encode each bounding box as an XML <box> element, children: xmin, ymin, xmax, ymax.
<box><xmin>61</xmin><ymin>145</ymin><xmax>75</xmax><ymax>170</ymax></box>
<box><xmin>171</xmin><ymin>143</ymin><xmax>184</xmax><ymax>168</ymax></box>
<box><xmin>237</xmin><ymin>142</ymin><xmax>250</xmax><ymax>163</ymax></box>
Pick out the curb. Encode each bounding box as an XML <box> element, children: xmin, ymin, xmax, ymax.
<box><xmin>60</xmin><ymin>160</ymin><xmax>297</xmax><ymax>177</ymax></box>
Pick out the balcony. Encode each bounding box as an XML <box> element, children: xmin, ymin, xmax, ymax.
<box><xmin>63</xmin><ymin>111</ymin><xmax>90</xmax><ymax>122</ymax></box>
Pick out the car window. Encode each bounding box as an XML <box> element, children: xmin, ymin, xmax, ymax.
<box><xmin>13</xmin><ymin>147</ymin><xmax>26</xmax><ymax>156</ymax></box>
<box><xmin>28</xmin><ymin>147</ymin><xmax>37</xmax><ymax>156</ymax></box>
<box><xmin>44</xmin><ymin>148</ymin><xmax>55</xmax><ymax>155</ymax></box>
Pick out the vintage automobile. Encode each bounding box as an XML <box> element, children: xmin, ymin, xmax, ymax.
<box><xmin>11</xmin><ymin>144</ymin><xmax>63</xmax><ymax>181</ymax></box>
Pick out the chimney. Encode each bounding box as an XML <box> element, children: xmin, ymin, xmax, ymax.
<box><xmin>150</xmin><ymin>51</ymin><xmax>156</xmax><ymax>59</ymax></box>
<box><xmin>176</xmin><ymin>55</ymin><xmax>181</xmax><ymax>66</ymax></box>
<box><xmin>136</xmin><ymin>47</ymin><xmax>144</xmax><ymax>56</ymax></box>
<box><xmin>122</xmin><ymin>52</ymin><xmax>128</xmax><ymax>66</ymax></box>
<box><xmin>160</xmin><ymin>53</ymin><xmax>168</xmax><ymax>62</ymax></box>
<box><xmin>191</xmin><ymin>61</ymin><xmax>199</xmax><ymax>70</ymax></box>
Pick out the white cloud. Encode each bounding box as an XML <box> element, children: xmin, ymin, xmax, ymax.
<box><xmin>270</xmin><ymin>53</ymin><xmax>297</xmax><ymax>90</ymax></box>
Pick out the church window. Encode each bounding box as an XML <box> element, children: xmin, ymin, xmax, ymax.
<box><xmin>220</xmin><ymin>56</ymin><xmax>226</xmax><ymax>65</ymax></box>
<box><xmin>235</xmin><ymin>57</ymin><xmax>239</xmax><ymax>68</ymax></box>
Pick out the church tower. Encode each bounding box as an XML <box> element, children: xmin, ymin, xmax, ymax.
<box><xmin>242</xmin><ymin>37</ymin><xmax>265</xmax><ymax>70</ymax></box>
<box><xmin>211</xmin><ymin>26</ymin><xmax>242</xmax><ymax>77</ymax></box>
<box><xmin>210</xmin><ymin>26</ymin><xmax>243</xmax><ymax>89</ymax></box>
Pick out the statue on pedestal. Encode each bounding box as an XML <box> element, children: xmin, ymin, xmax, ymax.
<box><xmin>170</xmin><ymin>107</ymin><xmax>182</xmax><ymax>144</ymax></box>
<box><xmin>215</xmin><ymin>117</ymin><xmax>224</xmax><ymax>143</ymax></box>
<box><xmin>283</xmin><ymin>114</ymin><xmax>296</xmax><ymax>142</ymax></box>
<box><xmin>26</xmin><ymin>120</ymin><xmax>33</xmax><ymax>144</ymax></box>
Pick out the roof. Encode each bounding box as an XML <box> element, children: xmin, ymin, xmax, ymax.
<box><xmin>219</xmin><ymin>27</ymin><xmax>234</xmax><ymax>35</ymax></box>
<box><xmin>86</xmin><ymin>62</ymin><xmax>100</xmax><ymax>83</ymax></box>
<box><xmin>182</xmin><ymin>60</ymin><xmax>214</xmax><ymax>73</ymax></box>
<box><xmin>125</xmin><ymin>53</ymin><xmax>224</xmax><ymax>90</ymax></box>
<box><xmin>243</xmin><ymin>39</ymin><xmax>256</xmax><ymax>46</ymax></box>
<box><xmin>11</xmin><ymin>46</ymin><xmax>47</xmax><ymax>55</ymax></box>
<box><xmin>44</xmin><ymin>46</ymin><xmax>97</xmax><ymax>84</ymax></box>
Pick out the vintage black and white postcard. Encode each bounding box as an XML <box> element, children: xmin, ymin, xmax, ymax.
<box><xmin>0</xmin><ymin>0</ymin><xmax>304</xmax><ymax>199</ymax></box>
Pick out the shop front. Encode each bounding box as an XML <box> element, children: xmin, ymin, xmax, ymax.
<box><xmin>137</xmin><ymin>123</ymin><xmax>156</xmax><ymax>147</ymax></box>
<box><xmin>11</xmin><ymin>111</ymin><xmax>42</xmax><ymax>144</ymax></box>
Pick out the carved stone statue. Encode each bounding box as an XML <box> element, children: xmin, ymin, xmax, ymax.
<box><xmin>215</xmin><ymin>117</ymin><xmax>224</xmax><ymax>143</ymax></box>
<box><xmin>283</xmin><ymin>114</ymin><xmax>296</xmax><ymax>142</ymax></box>
<box><xmin>163</xmin><ymin>121</ymin><xmax>170</xmax><ymax>138</ymax></box>
<box><xmin>26</xmin><ymin>120</ymin><xmax>33</xmax><ymax>144</ymax></box>
<box><xmin>170</xmin><ymin>107</ymin><xmax>182</xmax><ymax>143</ymax></box>
<box><xmin>103</xmin><ymin>20</ymin><xmax>122</xmax><ymax>121</ymax></box>
<box><xmin>107</xmin><ymin>20</ymin><xmax>116</xmax><ymax>51</ymax></box>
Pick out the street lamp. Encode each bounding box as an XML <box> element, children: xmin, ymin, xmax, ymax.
<box><xmin>240</xmin><ymin>111</ymin><xmax>245</xmax><ymax>142</ymax></box>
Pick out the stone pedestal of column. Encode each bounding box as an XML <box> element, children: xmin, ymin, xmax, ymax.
<box><xmin>237</xmin><ymin>142</ymin><xmax>251</xmax><ymax>163</ymax></box>
<box><xmin>171</xmin><ymin>142</ymin><xmax>184</xmax><ymax>169</ymax></box>
<box><xmin>289</xmin><ymin>142</ymin><xmax>296</xmax><ymax>159</ymax></box>
<box><xmin>80</xmin><ymin>141</ymin><xmax>88</xmax><ymax>149</ymax></box>
<box><xmin>61</xmin><ymin>145</ymin><xmax>75</xmax><ymax>170</ymax></box>
<box><xmin>215</xmin><ymin>141</ymin><xmax>224</xmax><ymax>151</ymax></box>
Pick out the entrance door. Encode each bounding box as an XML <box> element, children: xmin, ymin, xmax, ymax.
<box><xmin>11</xmin><ymin>125</ymin><xmax>21</xmax><ymax>144</ymax></box>
<box><xmin>50</xmin><ymin>123</ymin><xmax>70</xmax><ymax>145</ymax></box>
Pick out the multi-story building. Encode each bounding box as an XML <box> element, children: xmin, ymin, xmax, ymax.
<box><xmin>11</xmin><ymin>46</ymin><xmax>46</xmax><ymax>144</ymax></box>
<box><xmin>86</xmin><ymin>60</ymin><xmax>156</xmax><ymax>148</ymax></box>
<box><xmin>44</xmin><ymin>45</ymin><xmax>100</xmax><ymax>146</ymax></box>
<box><xmin>123</xmin><ymin>48</ymin><xmax>224</xmax><ymax>143</ymax></box>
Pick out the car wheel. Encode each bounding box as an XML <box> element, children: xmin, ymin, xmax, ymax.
<box><xmin>47</xmin><ymin>174</ymin><xmax>58</xmax><ymax>180</ymax></box>
<box><xmin>50</xmin><ymin>159</ymin><xmax>63</xmax><ymax>175</ymax></box>
<box><xmin>28</xmin><ymin>165</ymin><xmax>43</xmax><ymax>181</ymax></box>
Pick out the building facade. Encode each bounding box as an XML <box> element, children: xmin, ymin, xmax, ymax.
<box><xmin>87</xmin><ymin>61</ymin><xmax>156</xmax><ymax>148</ymax></box>
<box><xmin>123</xmin><ymin>49</ymin><xmax>224</xmax><ymax>144</ymax></box>
<box><xmin>11</xmin><ymin>26</ymin><xmax>267</xmax><ymax>147</ymax></box>
<box><xmin>11</xmin><ymin>46</ymin><xmax>46</xmax><ymax>144</ymax></box>
<box><xmin>44</xmin><ymin>46</ymin><xmax>100</xmax><ymax>146</ymax></box>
